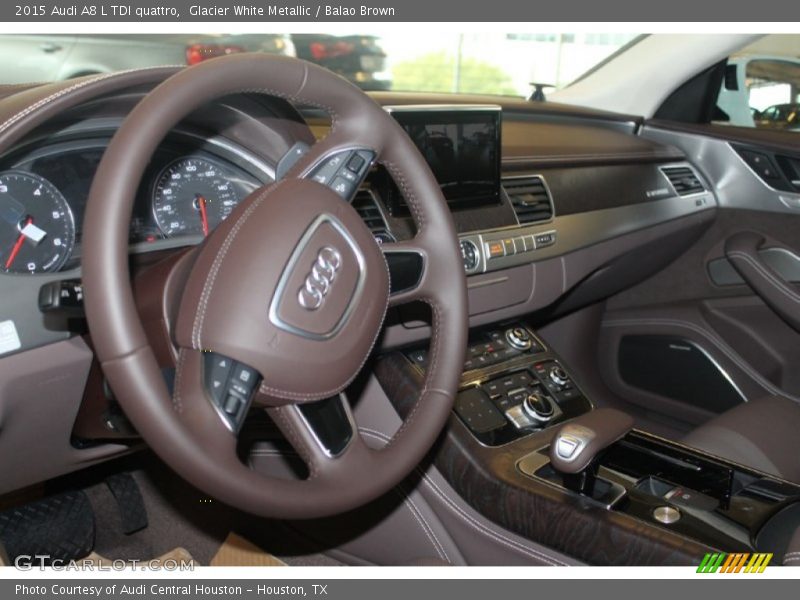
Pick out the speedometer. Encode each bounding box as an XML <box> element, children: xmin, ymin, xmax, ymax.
<box><xmin>0</xmin><ymin>171</ymin><xmax>75</xmax><ymax>274</ymax></box>
<box><xmin>152</xmin><ymin>157</ymin><xmax>242</xmax><ymax>238</ymax></box>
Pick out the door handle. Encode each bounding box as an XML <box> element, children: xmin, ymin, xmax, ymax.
<box><xmin>39</xmin><ymin>43</ymin><xmax>63</xmax><ymax>54</ymax></box>
<box><xmin>725</xmin><ymin>231</ymin><xmax>800</xmax><ymax>333</ymax></box>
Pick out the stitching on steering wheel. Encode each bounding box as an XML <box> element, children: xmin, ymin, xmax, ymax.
<box><xmin>270</xmin><ymin>406</ymin><xmax>319</xmax><ymax>480</ymax></box>
<box><xmin>380</xmin><ymin>159</ymin><xmax>426</xmax><ymax>234</ymax></box>
<box><xmin>172</xmin><ymin>348</ymin><xmax>187</xmax><ymax>413</ymax></box>
<box><xmin>384</xmin><ymin>298</ymin><xmax>443</xmax><ymax>450</ymax></box>
<box><xmin>0</xmin><ymin>66</ymin><xmax>181</xmax><ymax>136</ymax></box>
<box><xmin>191</xmin><ymin>179</ymin><xmax>288</xmax><ymax>349</ymax></box>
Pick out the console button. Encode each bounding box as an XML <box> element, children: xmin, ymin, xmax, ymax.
<box><xmin>455</xmin><ymin>387</ymin><xmax>507</xmax><ymax>433</ymax></box>
<box><xmin>556</xmin><ymin>387</ymin><xmax>581</xmax><ymax>402</ymax></box>
<box><xmin>486</xmin><ymin>241</ymin><xmax>505</xmax><ymax>259</ymax></box>
<box><xmin>485</xmin><ymin>381</ymin><xmax>502</xmax><ymax>396</ymax></box>
<box><xmin>499</xmin><ymin>377</ymin><xmax>517</xmax><ymax>391</ymax></box>
<box><xmin>492</xmin><ymin>394</ymin><xmax>512</xmax><ymax>411</ymax></box>
<box><xmin>500</xmin><ymin>347</ymin><xmax>519</xmax><ymax>359</ymax></box>
<box><xmin>507</xmin><ymin>388</ymin><xmax>529</xmax><ymax>406</ymax></box>
<box><xmin>524</xmin><ymin>234</ymin><xmax>536</xmax><ymax>250</ymax></box>
<box><xmin>474</xmin><ymin>354</ymin><xmax>491</xmax><ymax>368</ymax></box>
<box><xmin>653</xmin><ymin>506</ymin><xmax>681</xmax><ymax>525</ymax></box>
<box><xmin>534</xmin><ymin>231</ymin><xmax>556</xmax><ymax>248</ymax></box>
<box><xmin>502</xmin><ymin>238</ymin><xmax>516</xmax><ymax>255</ymax></box>
<box><xmin>511</xmin><ymin>371</ymin><xmax>533</xmax><ymax>387</ymax></box>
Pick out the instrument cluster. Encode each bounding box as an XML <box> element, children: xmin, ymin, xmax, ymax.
<box><xmin>0</xmin><ymin>139</ymin><xmax>270</xmax><ymax>274</ymax></box>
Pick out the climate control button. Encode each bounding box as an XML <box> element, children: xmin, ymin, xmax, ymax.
<box><xmin>549</xmin><ymin>365</ymin><xmax>570</xmax><ymax>387</ymax></box>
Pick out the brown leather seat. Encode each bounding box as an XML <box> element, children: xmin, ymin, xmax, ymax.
<box><xmin>682</xmin><ymin>396</ymin><xmax>800</xmax><ymax>483</ymax></box>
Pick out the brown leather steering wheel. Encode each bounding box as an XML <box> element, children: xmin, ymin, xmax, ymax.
<box><xmin>82</xmin><ymin>54</ymin><xmax>467</xmax><ymax>519</ymax></box>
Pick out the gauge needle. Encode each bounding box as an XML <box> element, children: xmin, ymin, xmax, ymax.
<box><xmin>5</xmin><ymin>216</ymin><xmax>32</xmax><ymax>270</ymax></box>
<box><xmin>196</xmin><ymin>194</ymin><xmax>209</xmax><ymax>237</ymax></box>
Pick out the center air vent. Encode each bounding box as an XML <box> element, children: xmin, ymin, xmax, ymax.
<box><xmin>352</xmin><ymin>189</ymin><xmax>394</xmax><ymax>244</ymax></box>
<box><xmin>661</xmin><ymin>166</ymin><xmax>705</xmax><ymax>196</ymax></box>
<box><xmin>504</xmin><ymin>176</ymin><xmax>554</xmax><ymax>224</ymax></box>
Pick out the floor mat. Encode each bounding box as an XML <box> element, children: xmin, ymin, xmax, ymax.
<box><xmin>210</xmin><ymin>533</ymin><xmax>286</xmax><ymax>566</ymax></box>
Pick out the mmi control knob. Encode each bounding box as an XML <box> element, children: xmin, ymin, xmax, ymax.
<box><xmin>505</xmin><ymin>326</ymin><xmax>532</xmax><ymax>350</ymax></box>
<box><xmin>523</xmin><ymin>391</ymin><xmax>554</xmax><ymax>421</ymax></box>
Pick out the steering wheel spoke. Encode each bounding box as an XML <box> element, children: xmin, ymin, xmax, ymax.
<box><xmin>265</xmin><ymin>394</ymin><xmax>371</xmax><ymax>481</ymax></box>
<box><xmin>382</xmin><ymin>241</ymin><xmax>427</xmax><ymax>306</ymax></box>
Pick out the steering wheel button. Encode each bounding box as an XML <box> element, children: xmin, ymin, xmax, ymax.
<box><xmin>204</xmin><ymin>352</ymin><xmax>234</xmax><ymax>401</ymax></box>
<box><xmin>330</xmin><ymin>176</ymin><xmax>355</xmax><ymax>198</ymax></box>
<box><xmin>223</xmin><ymin>395</ymin><xmax>243</xmax><ymax>416</ymax></box>
<box><xmin>339</xmin><ymin>169</ymin><xmax>358</xmax><ymax>183</ymax></box>
<box><xmin>347</xmin><ymin>154</ymin><xmax>366</xmax><ymax>173</ymax></box>
<box><xmin>232</xmin><ymin>363</ymin><xmax>257</xmax><ymax>385</ymax></box>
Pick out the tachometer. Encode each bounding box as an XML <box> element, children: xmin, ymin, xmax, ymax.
<box><xmin>152</xmin><ymin>157</ymin><xmax>242</xmax><ymax>238</ymax></box>
<box><xmin>0</xmin><ymin>171</ymin><xmax>75</xmax><ymax>274</ymax></box>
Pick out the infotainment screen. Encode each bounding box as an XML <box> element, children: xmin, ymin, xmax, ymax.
<box><xmin>385</xmin><ymin>106</ymin><xmax>501</xmax><ymax>211</ymax></box>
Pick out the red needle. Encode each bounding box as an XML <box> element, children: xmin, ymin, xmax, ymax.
<box><xmin>5</xmin><ymin>216</ymin><xmax>32</xmax><ymax>270</ymax></box>
<box><xmin>197</xmin><ymin>195</ymin><xmax>209</xmax><ymax>237</ymax></box>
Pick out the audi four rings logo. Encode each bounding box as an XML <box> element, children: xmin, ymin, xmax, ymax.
<box><xmin>297</xmin><ymin>247</ymin><xmax>343</xmax><ymax>310</ymax></box>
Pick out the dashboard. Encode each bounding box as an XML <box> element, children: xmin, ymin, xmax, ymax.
<box><xmin>0</xmin><ymin>70</ymin><xmax>723</xmax><ymax>496</ymax></box>
<box><xmin>0</xmin><ymin>131</ymin><xmax>272</xmax><ymax>274</ymax></box>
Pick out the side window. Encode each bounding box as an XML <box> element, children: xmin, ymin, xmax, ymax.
<box><xmin>715</xmin><ymin>35</ymin><xmax>800</xmax><ymax>132</ymax></box>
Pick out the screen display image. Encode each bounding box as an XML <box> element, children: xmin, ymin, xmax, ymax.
<box><xmin>389</xmin><ymin>108</ymin><xmax>501</xmax><ymax>209</ymax></box>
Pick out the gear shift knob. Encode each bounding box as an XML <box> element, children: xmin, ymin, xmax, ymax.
<box><xmin>550</xmin><ymin>408</ymin><xmax>634</xmax><ymax>474</ymax></box>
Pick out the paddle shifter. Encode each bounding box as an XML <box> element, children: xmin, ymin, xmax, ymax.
<box><xmin>549</xmin><ymin>408</ymin><xmax>634</xmax><ymax>496</ymax></box>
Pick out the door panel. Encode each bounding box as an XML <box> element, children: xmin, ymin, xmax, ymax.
<box><xmin>597</xmin><ymin>124</ymin><xmax>800</xmax><ymax>424</ymax></box>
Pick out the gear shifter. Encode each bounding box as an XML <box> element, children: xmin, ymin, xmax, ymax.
<box><xmin>549</xmin><ymin>408</ymin><xmax>634</xmax><ymax>496</ymax></box>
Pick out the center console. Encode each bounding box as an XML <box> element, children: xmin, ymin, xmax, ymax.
<box><xmin>377</xmin><ymin>321</ymin><xmax>800</xmax><ymax>565</ymax></box>
<box><xmin>406</xmin><ymin>324</ymin><xmax>592</xmax><ymax>446</ymax></box>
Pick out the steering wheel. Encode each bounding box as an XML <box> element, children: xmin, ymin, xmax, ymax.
<box><xmin>81</xmin><ymin>54</ymin><xmax>468</xmax><ymax>519</ymax></box>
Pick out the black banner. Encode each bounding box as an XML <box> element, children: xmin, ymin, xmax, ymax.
<box><xmin>4</xmin><ymin>579</ymin><xmax>800</xmax><ymax>600</ymax></box>
<box><xmin>1</xmin><ymin>0</ymin><xmax>799</xmax><ymax>22</ymax></box>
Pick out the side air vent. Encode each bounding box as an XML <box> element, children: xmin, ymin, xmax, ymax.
<box><xmin>352</xmin><ymin>189</ymin><xmax>394</xmax><ymax>243</ymax></box>
<box><xmin>504</xmin><ymin>176</ymin><xmax>554</xmax><ymax>224</ymax></box>
<box><xmin>661</xmin><ymin>166</ymin><xmax>705</xmax><ymax>196</ymax></box>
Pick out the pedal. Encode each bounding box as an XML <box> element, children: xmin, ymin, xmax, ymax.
<box><xmin>0</xmin><ymin>490</ymin><xmax>95</xmax><ymax>564</ymax></box>
<box><xmin>105</xmin><ymin>473</ymin><xmax>148</xmax><ymax>535</ymax></box>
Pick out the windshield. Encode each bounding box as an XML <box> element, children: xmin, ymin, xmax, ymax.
<box><xmin>0</xmin><ymin>32</ymin><xmax>640</xmax><ymax>97</ymax></box>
